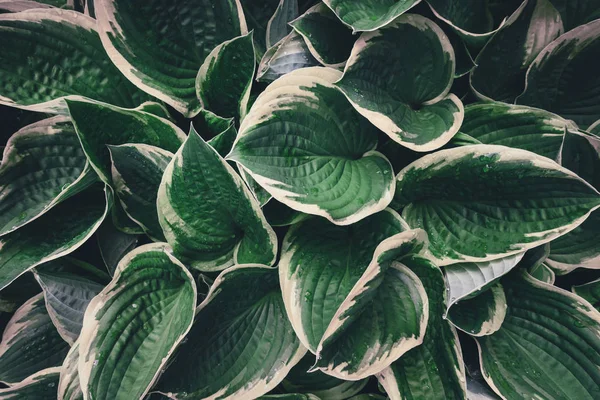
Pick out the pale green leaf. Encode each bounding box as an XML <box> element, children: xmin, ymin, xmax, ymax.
<box><xmin>322</xmin><ymin>0</ymin><xmax>421</xmax><ymax>32</ymax></box>
<box><xmin>447</xmin><ymin>284</ymin><xmax>507</xmax><ymax>337</ymax></box>
<box><xmin>78</xmin><ymin>243</ymin><xmax>197</xmax><ymax>400</ymax></box>
<box><xmin>257</xmin><ymin>31</ymin><xmax>320</xmax><ymax>83</ymax></box>
<box><xmin>336</xmin><ymin>14</ymin><xmax>463</xmax><ymax>152</ymax></box>
<box><xmin>573</xmin><ymin>279</ymin><xmax>600</xmax><ymax>311</ymax></box>
<box><xmin>230</xmin><ymin>67</ymin><xmax>395</xmax><ymax>225</ymax></box>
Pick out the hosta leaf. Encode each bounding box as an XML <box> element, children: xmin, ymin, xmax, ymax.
<box><xmin>336</xmin><ymin>14</ymin><xmax>463</xmax><ymax>152</ymax></box>
<box><xmin>78</xmin><ymin>243</ymin><xmax>197</xmax><ymax>400</ymax></box>
<box><xmin>322</xmin><ymin>0</ymin><xmax>421</xmax><ymax>32</ymax></box>
<box><xmin>261</xmin><ymin>395</ymin><xmax>320</xmax><ymax>400</ymax></box>
<box><xmin>547</xmin><ymin>0</ymin><xmax>600</xmax><ymax>32</ymax></box>
<box><xmin>58</xmin><ymin>340</ymin><xmax>82</xmax><ymax>400</ymax></box>
<box><xmin>196</xmin><ymin>32</ymin><xmax>255</xmax><ymax>121</ymax></box>
<box><xmin>33</xmin><ymin>258</ymin><xmax>110</xmax><ymax>345</ymax></box>
<box><xmin>444</xmin><ymin>26</ymin><xmax>475</xmax><ymax>78</ymax></box>
<box><xmin>109</xmin><ymin>144</ymin><xmax>173</xmax><ymax>241</ymax></box>
<box><xmin>517</xmin><ymin>19</ymin><xmax>600</xmax><ymax>127</ymax></box>
<box><xmin>0</xmin><ymin>116</ymin><xmax>97</xmax><ymax>236</ymax></box>
<box><xmin>589</xmin><ymin>119</ymin><xmax>600</xmax><ymax>134</ymax></box>
<box><xmin>573</xmin><ymin>279</ymin><xmax>600</xmax><ymax>311</ymax></box>
<box><xmin>458</xmin><ymin>102</ymin><xmax>574</xmax><ymax>161</ymax></box>
<box><xmin>0</xmin><ymin>9</ymin><xmax>150</xmax><ymax>113</ymax></box>
<box><xmin>111</xmin><ymin>200</ymin><xmax>144</xmax><ymax>235</ymax></box>
<box><xmin>240</xmin><ymin>168</ymin><xmax>273</xmax><ymax>206</ymax></box>
<box><xmin>377</xmin><ymin>256</ymin><xmax>466</xmax><ymax>400</ymax></box>
<box><xmin>466</xmin><ymin>376</ymin><xmax>500</xmax><ymax>400</ymax></box>
<box><xmin>393</xmin><ymin>144</ymin><xmax>600</xmax><ymax>265</ymax></box>
<box><xmin>282</xmin><ymin>354</ymin><xmax>368</xmax><ymax>399</ymax></box>
<box><xmin>96</xmin><ymin>221</ymin><xmax>138</xmax><ymax>276</ymax></box>
<box><xmin>0</xmin><ymin>294</ymin><xmax>69</xmax><ymax>384</ymax></box>
<box><xmin>477</xmin><ymin>270</ymin><xmax>600</xmax><ymax>399</ymax></box>
<box><xmin>314</xmin><ymin>230</ymin><xmax>429</xmax><ymax>380</ymax></box>
<box><xmin>445</xmin><ymin>254</ymin><xmax>524</xmax><ymax>309</ymax></box>
<box><xmin>67</xmin><ymin>98</ymin><xmax>186</xmax><ymax>184</ymax></box>
<box><xmin>193</xmin><ymin>108</ymin><xmax>238</xmax><ymax>157</ymax></box>
<box><xmin>447</xmin><ymin>284</ymin><xmax>507</xmax><ymax>336</ymax></box>
<box><xmin>528</xmin><ymin>262</ymin><xmax>555</xmax><ymax>284</ymax></box>
<box><xmin>0</xmin><ymin>273</ymin><xmax>41</xmax><ymax>313</ymax></box>
<box><xmin>158</xmin><ymin>126</ymin><xmax>277</xmax><ymax>271</ymax></box>
<box><xmin>0</xmin><ymin>184</ymin><xmax>109</xmax><ymax>291</ymax></box>
<box><xmin>157</xmin><ymin>265</ymin><xmax>307</xmax><ymax>400</ymax></box>
<box><xmin>95</xmin><ymin>0</ymin><xmax>247</xmax><ymax>116</ymax></box>
<box><xmin>279</xmin><ymin>209</ymin><xmax>407</xmax><ymax>352</ymax></box>
<box><xmin>0</xmin><ymin>367</ymin><xmax>61</xmax><ymax>400</ymax></box>
<box><xmin>470</xmin><ymin>0</ymin><xmax>563</xmax><ymax>103</ymax></box>
<box><xmin>257</xmin><ymin>31</ymin><xmax>319</xmax><ymax>83</ymax></box>
<box><xmin>266</xmin><ymin>0</ymin><xmax>298</xmax><ymax>48</ymax></box>
<box><xmin>290</xmin><ymin>3</ymin><xmax>355</xmax><ymax>67</ymax></box>
<box><xmin>239</xmin><ymin>0</ymin><xmax>280</xmax><ymax>56</ymax></box>
<box><xmin>0</xmin><ymin>0</ymin><xmax>53</xmax><ymax>12</ymax></box>
<box><xmin>263</xmin><ymin>199</ymin><xmax>310</xmax><ymax>227</ymax></box>
<box><xmin>548</xmin><ymin>130</ymin><xmax>600</xmax><ymax>273</ymax></box>
<box><xmin>230</xmin><ymin>67</ymin><xmax>395</xmax><ymax>225</ymax></box>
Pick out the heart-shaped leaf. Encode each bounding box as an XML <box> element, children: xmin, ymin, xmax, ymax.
<box><xmin>157</xmin><ymin>265</ymin><xmax>307</xmax><ymax>400</ymax></box>
<box><xmin>0</xmin><ymin>116</ymin><xmax>97</xmax><ymax>237</ymax></box>
<box><xmin>95</xmin><ymin>0</ymin><xmax>247</xmax><ymax>116</ymax></box>
<box><xmin>517</xmin><ymin>18</ymin><xmax>600</xmax><ymax>127</ymax></box>
<box><xmin>109</xmin><ymin>144</ymin><xmax>173</xmax><ymax>241</ymax></box>
<box><xmin>158</xmin><ymin>126</ymin><xmax>277</xmax><ymax>270</ymax></box>
<box><xmin>0</xmin><ymin>294</ymin><xmax>69</xmax><ymax>384</ymax></box>
<box><xmin>78</xmin><ymin>243</ymin><xmax>197</xmax><ymax>400</ymax></box>
<box><xmin>280</xmin><ymin>209</ymin><xmax>408</xmax><ymax>352</ymax></box>
<box><xmin>336</xmin><ymin>14</ymin><xmax>463</xmax><ymax>152</ymax></box>
<box><xmin>322</xmin><ymin>0</ymin><xmax>421</xmax><ymax>32</ymax></box>
<box><xmin>0</xmin><ymin>9</ymin><xmax>151</xmax><ymax>113</ymax></box>
<box><xmin>230</xmin><ymin>67</ymin><xmax>395</xmax><ymax>225</ymax></box>
<box><xmin>393</xmin><ymin>144</ymin><xmax>600</xmax><ymax>265</ymax></box>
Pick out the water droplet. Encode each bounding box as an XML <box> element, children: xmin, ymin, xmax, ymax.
<box><xmin>132</xmin><ymin>303</ymin><xmax>138</xmax><ymax>309</ymax></box>
<box><xmin>47</xmin><ymin>382</ymin><xmax>55</xmax><ymax>388</ymax></box>
<box><xmin>93</xmin><ymin>359</ymin><xmax>99</xmax><ymax>366</ymax></box>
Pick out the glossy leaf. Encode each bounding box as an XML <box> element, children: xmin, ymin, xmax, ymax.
<box><xmin>109</xmin><ymin>144</ymin><xmax>173</xmax><ymax>241</ymax></box>
<box><xmin>0</xmin><ymin>116</ymin><xmax>97</xmax><ymax>236</ymax></box>
<box><xmin>573</xmin><ymin>279</ymin><xmax>600</xmax><ymax>311</ymax></box>
<box><xmin>257</xmin><ymin>31</ymin><xmax>320</xmax><ymax>83</ymax></box>
<box><xmin>96</xmin><ymin>221</ymin><xmax>138</xmax><ymax>276</ymax></box>
<box><xmin>280</xmin><ymin>208</ymin><xmax>408</xmax><ymax>352</ymax></box>
<box><xmin>239</xmin><ymin>0</ymin><xmax>280</xmax><ymax>56</ymax></box>
<box><xmin>33</xmin><ymin>257</ymin><xmax>110</xmax><ymax>345</ymax></box>
<box><xmin>0</xmin><ymin>0</ymin><xmax>54</xmax><ymax>12</ymax></box>
<box><xmin>78</xmin><ymin>243</ymin><xmax>197</xmax><ymax>400</ymax></box>
<box><xmin>158</xmin><ymin>126</ymin><xmax>277</xmax><ymax>271</ymax></box>
<box><xmin>547</xmin><ymin>0</ymin><xmax>600</xmax><ymax>32</ymax></box>
<box><xmin>157</xmin><ymin>265</ymin><xmax>307</xmax><ymax>400</ymax></box>
<box><xmin>447</xmin><ymin>284</ymin><xmax>507</xmax><ymax>337</ymax></box>
<box><xmin>0</xmin><ymin>9</ymin><xmax>150</xmax><ymax>113</ymax></box>
<box><xmin>58</xmin><ymin>340</ymin><xmax>83</xmax><ymax>400</ymax></box>
<box><xmin>322</xmin><ymin>0</ymin><xmax>421</xmax><ymax>32</ymax></box>
<box><xmin>95</xmin><ymin>0</ymin><xmax>247</xmax><ymax>116</ymax></box>
<box><xmin>337</xmin><ymin>14</ymin><xmax>463</xmax><ymax>152</ymax></box>
<box><xmin>393</xmin><ymin>144</ymin><xmax>600</xmax><ymax>265</ymax></box>
<box><xmin>66</xmin><ymin>98</ymin><xmax>185</xmax><ymax>184</ymax></box>
<box><xmin>0</xmin><ymin>367</ymin><xmax>61</xmax><ymax>400</ymax></box>
<box><xmin>230</xmin><ymin>67</ymin><xmax>395</xmax><ymax>225</ymax></box>
<box><xmin>0</xmin><ymin>294</ymin><xmax>69</xmax><ymax>384</ymax></box>
<box><xmin>266</xmin><ymin>0</ymin><xmax>298</xmax><ymax>48</ymax></box>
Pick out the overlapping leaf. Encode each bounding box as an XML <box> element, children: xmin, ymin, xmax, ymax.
<box><xmin>0</xmin><ymin>367</ymin><xmax>61</xmax><ymax>400</ymax></box>
<box><xmin>323</xmin><ymin>0</ymin><xmax>421</xmax><ymax>32</ymax></box>
<box><xmin>257</xmin><ymin>31</ymin><xmax>320</xmax><ymax>83</ymax></box>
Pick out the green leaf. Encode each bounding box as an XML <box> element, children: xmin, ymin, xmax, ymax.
<box><xmin>470</xmin><ymin>0</ymin><xmax>563</xmax><ymax>103</ymax></box>
<box><xmin>588</xmin><ymin>119</ymin><xmax>600</xmax><ymax>134</ymax></box>
<box><xmin>33</xmin><ymin>258</ymin><xmax>110</xmax><ymax>345</ymax></box>
<box><xmin>282</xmin><ymin>354</ymin><xmax>368</xmax><ymax>399</ymax></box>
<box><xmin>322</xmin><ymin>0</ymin><xmax>420</xmax><ymax>32</ymax></box>
<box><xmin>290</xmin><ymin>3</ymin><xmax>355</xmax><ymax>67</ymax></box>
<box><xmin>573</xmin><ymin>279</ymin><xmax>600</xmax><ymax>311</ymax></box>
<box><xmin>0</xmin><ymin>367</ymin><xmax>61</xmax><ymax>400</ymax></box>
<box><xmin>377</xmin><ymin>256</ymin><xmax>466</xmax><ymax>400</ymax></box>
<box><xmin>0</xmin><ymin>273</ymin><xmax>41</xmax><ymax>313</ymax></box>
<box><xmin>78</xmin><ymin>243</ymin><xmax>197</xmax><ymax>400</ymax></box>
<box><xmin>466</xmin><ymin>376</ymin><xmax>501</xmax><ymax>400</ymax></box>
<box><xmin>447</xmin><ymin>284</ymin><xmax>507</xmax><ymax>336</ymax></box>
<box><xmin>0</xmin><ymin>294</ymin><xmax>69</xmax><ymax>384</ymax></box>
<box><xmin>547</xmin><ymin>0</ymin><xmax>600</xmax><ymax>31</ymax></box>
<box><xmin>313</xmin><ymin>230</ymin><xmax>429</xmax><ymax>379</ymax></box>
<box><xmin>0</xmin><ymin>9</ymin><xmax>150</xmax><ymax>113</ymax></box>
<box><xmin>109</xmin><ymin>144</ymin><xmax>173</xmax><ymax>241</ymax></box>
<box><xmin>239</xmin><ymin>168</ymin><xmax>273</xmax><ymax>206</ymax></box>
<box><xmin>477</xmin><ymin>270</ymin><xmax>600</xmax><ymax>400</ymax></box>
<box><xmin>157</xmin><ymin>265</ymin><xmax>307</xmax><ymax>400</ymax></box>
<box><xmin>196</xmin><ymin>32</ymin><xmax>256</xmax><ymax>121</ymax></box>
<box><xmin>266</xmin><ymin>0</ymin><xmax>299</xmax><ymax>48</ymax></box>
<box><xmin>263</xmin><ymin>199</ymin><xmax>310</xmax><ymax>227</ymax></box>
<box><xmin>426</xmin><ymin>0</ymin><xmax>496</xmax><ymax>44</ymax></box>
<box><xmin>280</xmin><ymin>208</ymin><xmax>407</xmax><ymax>352</ymax></box>
<box><xmin>158</xmin><ymin>126</ymin><xmax>277</xmax><ymax>271</ymax></box>
<box><xmin>229</xmin><ymin>67</ymin><xmax>395</xmax><ymax>225</ymax></box>
<box><xmin>239</xmin><ymin>0</ymin><xmax>280</xmax><ymax>56</ymax></box>
<box><xmin>194</xmin><ymin>108</ymin><xmax>237</xmax><ymax>157</ymax></box>
<box><xmin>0</xmin><ymin>116</ymin><xmax>97</xmax><ymax>236</ymax></box>
<box><xmin>517</xmin><ymin>19</ymin><xmax>600</xmax><ymax>127</ymax></box>
<box><xmin>336</xmin><ymin>14</ymin><xmax>463</xmax><ymax>152</ymax></box>
<box><xmin>66</xmin><ymin>98</ymin><xmax>186</xmax><ymax>184</ymax></box>
<box><xmin>110</xmin><ymin>200</ymin><xmax>144</xmax><ymax>235</ymax></box>
<box><xmin>0</xmin><ymin>0</ymin><xmax>54</xmax><ymax>12</ymax></box>
<box><xmin>96</xmin><ymin>221</ymin><xmax>139</xmax><ymax>276</ymax></box>
<box><xmin>528</xmin><ymin>262</ymin><xmax>555</xmax><ymax>284</ymax></box>
<box><xmin>95</xmin><ymin>0</ymin><xmax>247</xmax><ymax>116</ymax></box>
<box><xmin>458</xmin><ymin>102</ymin><xmax>575</xmax><ymax>161</ymax></box>
<box><xmin>257</xmin><ymin>31</ymin><xmax>320</xmax><ymax>83</ymax></box>
<box><xmin>393</xmin><ymin>144</ymin><xmax>600</xmax><ymax>265</ymax></box>
<box><xmin>58</xmin><ymin>340</ymin><xmax>83</xmax><ymax>400</ymax></box>
<box><xmin>260</xmin><ymin>395</ymin><xmax>321</xmax><ymax>400</ymax></box>
<box><xmin>0</xmin><ymin>184</ymin><xmax>109</xmax><ymax>291</ymax></box>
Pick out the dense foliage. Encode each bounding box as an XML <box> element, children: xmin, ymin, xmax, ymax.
<box><xmin>0</xmin><ymin>0</ymin><xmax>599</xmax><ymax>399</ymax></box>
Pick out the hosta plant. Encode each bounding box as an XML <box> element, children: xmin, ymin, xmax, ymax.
<box><xmin>0</xmin><ymin>0</ymin><xmax>600</xmax><ymax>399</ymax></box>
